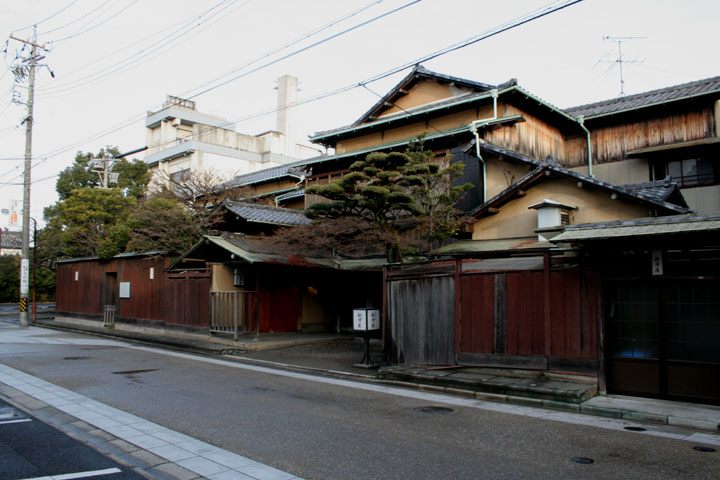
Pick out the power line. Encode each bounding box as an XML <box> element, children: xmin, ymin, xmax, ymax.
<box><xmin>30</xmin><ymin>1</ymin><xmax>234</xmax><ymax>94</ymax></box>
<box><xmin>37</xmin><ymin>0</ymin><xmax>241</xmax><ymax>98</ymax></box>
<box><xmin>50</xmin><ymin>0</ymin><xmax>140</xmax><ymax>45</ymax></box>
<box><xmin>188</xmin><ymin>0</ymin><xmax>421</xmax><ymax>99</ymax></box>
<box><xmin>2</xmin><ymin>0</ymin><xmax>583</xmax><ymax>190</ymax></box>
<box><xmin>181</xmin><ymin>0</ymin><xmax>385</xmax><ymax>98</ymax></box>
<box><xmin>12</xmin><ymin>0</ymin><xmax>81</xmax><ymax>34</ymax></box>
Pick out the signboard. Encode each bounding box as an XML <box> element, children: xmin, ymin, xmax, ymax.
<box><xmin>119</xmin><ymin>282</ymin><xmax>131</xmax><ymax>299</ymax></box>
<box><xmin>20</xmin><ymin>259</ymin><xmax>29</xmax><ymax>295</ymax></box>
<box><xmin>651</xmin><ymin>249</ymin><xmax>663</xmax><ymax>276</ymax></box>
<box><xmin>353</xmin><ymin>308</ymin><xmax>380</xmax><ymax>331</ymax></box>
<box><xmin>9</xmin><ymin>200</ymin><xmax>20</xmax><ymax>227</ymax></box>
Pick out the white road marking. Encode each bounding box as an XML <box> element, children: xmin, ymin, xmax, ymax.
<box><xmin>1</xmin><ymin>324</ymin><xmax>718</xmax><ymax>449</ymax></box>
<box><xmin>0</xmin><ymin>418</ymin><xmax>32</xmax><ymax>425</ymax></box>
<box><xmin>0</xmin><ymin>363</ymin><xmax>303</xmax><ymax>480</ymax></box>
<box><xmin>19</xmin><ymin>467</ymin><xmax>121</xmax><ymax>480</ymax></box>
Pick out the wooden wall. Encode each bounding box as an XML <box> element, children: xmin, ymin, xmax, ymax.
<box><xmin>563</xmin><ymin>107</ymin><xmax>715</xmax><ymax>168</ymax></box>
<box><xmin>483</xmin><ymin>103</ymin><xmax>567</xmax><ymax>163</ymax></box>
<box><xmin>386</xmin><ymin>261</ymin><xmax>601</xmax><ymax>371</ymax></box>
<box><xmin>56</xmin><ymin>256</ymin><xmax>210</xmax><ymax>329</ymax></box>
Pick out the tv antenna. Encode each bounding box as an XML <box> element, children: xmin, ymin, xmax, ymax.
<box><xmin>599</xmin><ymin>36</ymin><xmax>645</xmax><ymax>96</ymax></box>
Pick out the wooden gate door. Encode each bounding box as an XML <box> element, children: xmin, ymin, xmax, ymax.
<box><xmin>259</xmin><ymin>286</ymin><xmax>298</xmax><ymax>332</ymax></box>
<box><xmin>388</xmin><ymin>276</ymin><xmax>455</xmax><ymax>365</ymax></box>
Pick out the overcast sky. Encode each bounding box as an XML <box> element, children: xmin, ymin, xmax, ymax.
<box><xmin>1</xmin><ymin>0</ymin><xmax>718</xmax><ymax>228</ymax></box>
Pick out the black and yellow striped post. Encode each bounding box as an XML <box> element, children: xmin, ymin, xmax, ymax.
<box><xmin>19</xmin><ymin>298</ymin><xmax>28</xmax><ymax>313</ymax></box>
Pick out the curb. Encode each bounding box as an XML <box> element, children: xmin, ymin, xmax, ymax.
<box><xmin>27</xmin><ymin>320</ymin><xmax>720</xmax><ymax>435</ymax></box>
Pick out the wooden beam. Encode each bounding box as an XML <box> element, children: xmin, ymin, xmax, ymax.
<box><xmin>487</xmin><ymin>207</ymin><xmax>500</xmax><ymax>215</ymax></box>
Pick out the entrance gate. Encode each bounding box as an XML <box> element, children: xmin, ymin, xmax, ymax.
<box><xmin>209</xmin><ymin>291</ymin><xmax>259</xmax><ymax>341</ymax></box>
<box><xmin>606</xmin><ymin>280</ymin><xmax>720</xmax><ymax>405</ymax></box>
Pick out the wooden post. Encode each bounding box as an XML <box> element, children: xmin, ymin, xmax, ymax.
<box><xmin>381</xmin><ymin>265</ymin><xmax>388</xmax><ymax>361</ymax></box>
<box><xmin>543</xmin><ymin>251</ymin><xmax>551</xmax><ymax>358</ymax></box>
<box><xmin>454</xmin><ymin>259</ymin><xmax>462</xmax><ymax>356</ymax></box>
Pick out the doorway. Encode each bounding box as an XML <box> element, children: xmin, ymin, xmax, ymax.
<box><xmin>606</xmin><ymin>280</ymin><xmax>720</xmax><ymax>405</ymax></box>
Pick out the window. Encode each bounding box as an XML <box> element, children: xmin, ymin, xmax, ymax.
<box><xmin>233</xmin><ymin>268</ymin><xmax>244</xmax><ymax>287</ymax></box>
<box><xmin>658</xmin><ymin>157</ymin><xmax>717</xmax><ymax>187</ymax></box>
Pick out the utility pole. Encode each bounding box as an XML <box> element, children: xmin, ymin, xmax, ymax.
<box><xmin>91</xmin><ymin>154</ymin><xmax>119</xmax><ymax>188</ymax></box>
<box><xmin>10</xmin><ymin>27</ymin><xmax>46</xmax><ymax>327</ymax></box>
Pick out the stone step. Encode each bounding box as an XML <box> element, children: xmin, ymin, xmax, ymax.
<box><xmin>378</xmin><ymin>365</ymin><xmax>597</xmax><ymax>404</ymax></box>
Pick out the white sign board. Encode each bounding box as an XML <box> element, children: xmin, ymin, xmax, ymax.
<box><xmin>353</xmin><ymin>308</ymin><xmax>380</xmax><ymax>331</ymax></box>
<box><xmin>119</xmin><ymin>282</ymin><xmax>131</xmax><ymax>298</ymax></box>
<box><xmin>9</xmin><ymin>200</ymin><xmax>20</xmax><ymax>227</ymax></box>
<box><xmin>20</xmin><ymin>259</ymin><xmax>29</xmax><ymax>294</ymax></box>
<box><xmin>651</xmin><ymin>249</ymin><xmax>663</xmax><ymax>276</ymax></box>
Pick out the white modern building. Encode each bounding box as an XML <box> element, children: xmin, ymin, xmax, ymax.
<box><xmin>144</xmin><ymin>75</ymin><xmax>321</xmax><ymax>187</ymax></box>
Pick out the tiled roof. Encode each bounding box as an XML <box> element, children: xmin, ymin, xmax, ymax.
<box><xmin>466</xmin><ymin>141</ymin><xmax>691</xmax><ymax>217</ymax></box>
<box><xmin>311</xmin><ymin>91</ymin><xmax>490</xmax><ymax>140</ymax></box>
<box><xmin>351</xmin><ymin>65</ymin><xmax>497</xmax><ymax>127</ymax></box>
<box><xmin>0</xmin><ymin>231</ymin><xmax>22</xmax><ymax>250</ymax></box>
<box><xmin>170</xmin><ymin>233</ymin><xmax>386</xmax><ymax>271</ymax></box>
<box><xmin>275</xmin><ymin>188</ymin><xmax>305</xmax><ymax>203</ymax></box>
<box><xmin>621</xmin><ymin>178</ymin><xmax>687</xmax><ymax>207</ymax></box>
<box><xmin>566</xmin><ymin>75</ymin><xmax>720</xmax><ymax>119</ymax></box>
<box><xmin>552</xmin><ymin>215</ymin><xmax>720</xmax><ymax>242</ymax></box>
<box><xmin>221</xmin><ymin>159</ymin><xmax>310</xmax><ymax>189</ymax></box>
<box><xmin>223</xmin><ymin>200</ymin><xmax>311</xmax><ymax>226</ymax></box>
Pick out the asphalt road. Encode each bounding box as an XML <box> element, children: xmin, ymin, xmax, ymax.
<box><xmin>0</xmin><ymin>323</ymin><xmax>718</xmax><ymax>480</ymax></box>
<box><xmin>0</xmin><ymin>397</ymin><xmax>145</xmax><ymax>479</ymax></box>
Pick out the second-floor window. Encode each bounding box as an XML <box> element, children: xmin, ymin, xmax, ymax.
<box><xmin>655</xmin><ymin>157</ymin><xmax>717</xmax><ymax>187</ymax></box>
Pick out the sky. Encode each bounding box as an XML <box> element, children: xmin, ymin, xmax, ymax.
<box><xmin>0</xmin><ymin>0</ymin><xmax>718</xmax><ymax>229</ymax></box>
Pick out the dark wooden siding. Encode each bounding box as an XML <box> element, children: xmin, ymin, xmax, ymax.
<box><xmin>506</xmin><ymin>271</ymin><xmax>545</xmax><ymax>356</ymax></box>
<box><xmin>548</xmin><ymin>270</ymin><xmax>599</xmax><ymax>360</ymax></box>
<box><xmin>388</xmin><ymin>276</ymin><xmax>455</xmax><ymax>365</ymax></box>
<box><xmin>57</xmin><ymin>256</ymin><xmax>210</xmax><ymax>329</ymax></box>
<box><xmin>563</xmin><ymin>107</ymin><xmax>715</xmax><ymax>168</ymax></box>
<box><xmin>387</xmin><ymin>262</ymin><xmax>600</xmax><ymax>369</ymax></box>
<box><xmin>459</xmin><ymin>275</ymin><xmax>494</xmax><ymax>354</ymax></box>
<box><xmin>166</xmin><ymin>272</ymin><xmax>210</xmax><ymax>328</ymax></box>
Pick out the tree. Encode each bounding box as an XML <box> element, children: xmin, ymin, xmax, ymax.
<box><xmin>0</xmin><ymin>256</ymin><xmax>20</xmax><ymax>303</ymax></box>
<box><xmin>305</xmin><ymin>137</ymin><xmax>472</xmax><ymax>261</ymax></box>
<box><xmin>56</xmin><ymin>146</ymin><xmax>150</xmax><ymax>200</ymax></box>
<box><xmin>125</xmin><ymin>197</ymin><xmax>202</xmax><ymax>255</ymax></box>
<box><xmin>402</xmin><ymin>139</ymin><xmax>473</xmax><ymax>251</ymax></box>
<box><xmin>48</xmin><ymin>187</ymin><xmax>136</xmax><ymax>259</ymax></box>
<box><xmin>154</xmin><ymin>168</ymin><xmax>254</xmax><ymax>232</ymax></box>
<box><xmin>44</xmin><ymin>147</ymin><xmax>151</xmax><ymax>261</ymax></box>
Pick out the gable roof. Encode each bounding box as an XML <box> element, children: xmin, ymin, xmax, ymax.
<box><xmin>223</xmin><ymin>200</ymin><xmax>311</xmax><ymax>227</ymax></box>
<box><xmin>169</xmin><ymin>233</ymin><xmax>385</xmax><ymax>271</ymax></box>
<box><xmin>354</xmin><ymin>65</ymin><xmax>496</xmax><ymax>126</ymax></box>
<box><xmin>621</xmin><ymin>178</ymin><xmax>688</xmax><ymax>208</ymax></box>
<box><xmin>566</xmin><ymin>75</ymin><xmax>720</xmax><ymax>119</ymax></box>
<box><xmin>220</xmin><ymin>159</ymin><xmax>309</xmax><ymax>190</ymax></box>
<box><xmin>311</xmin><ymin>78</ymin><xmax>580</xmax><ymax>147</ymax></box>
<box><xmin>466</xmin><ymin>141</ymin><xmax>691</xmax><ymax>218</ymax></box>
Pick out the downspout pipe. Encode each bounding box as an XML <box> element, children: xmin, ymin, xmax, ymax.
<box><xmin>468</xmin><ymin>89</ymin><xmax>499</xmax><ymax>203</ymax></box>
<box><xmin>577</xmin><ymin>115</ymin><xmax>593</xmax><ymax>178</ymax></box>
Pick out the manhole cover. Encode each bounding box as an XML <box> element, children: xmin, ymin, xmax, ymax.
<box><xmin>63</xmin><ymin>356</ymin><xmax>89</xmax><ymax>360</ymax></box>
<box><xmin>411</xmin><ymin>406</ymin><xmax>454</xmax><ymax>415</ymax></box>
<box><xmin>112</xmin><ymin>369</ymin><xmax>157</xmax><ymax>375</ymax></box>
<box><xmin>624</xmin><ymin>426</ymin><xmax>647</xmax><ymax>432</ymax></box>
<box><xmin>572</xmin><ymin>457</ymin><xmax>594</xmax><ymax>464</ymax></box>
<box><xmin>693</xmin><ymin>446</ymin><xmax>716</xmax><ymax>453</ymax></box>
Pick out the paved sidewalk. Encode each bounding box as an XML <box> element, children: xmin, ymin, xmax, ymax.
<box><xmin>31</xmin><ymin>316</ymin><xmax>720</xmax><ymax>435</ymax></box>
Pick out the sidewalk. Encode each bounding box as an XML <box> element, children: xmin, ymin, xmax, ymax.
<box><xmin>34</xmin><ymin>316</ymin><xmax>720</xmax><ymax>435</ymax></box>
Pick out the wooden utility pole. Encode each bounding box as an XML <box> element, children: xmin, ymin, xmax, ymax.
<box><xmin>10</xmin><ymin>27</ymin><xmax>46</xmax><ymax>327</ymax></box>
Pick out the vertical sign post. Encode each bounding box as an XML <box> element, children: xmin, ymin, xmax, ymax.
<box><xmin>353</xmin><ymin>308</ymin><xmax>380</xmax><ymax>368</ymax></box>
